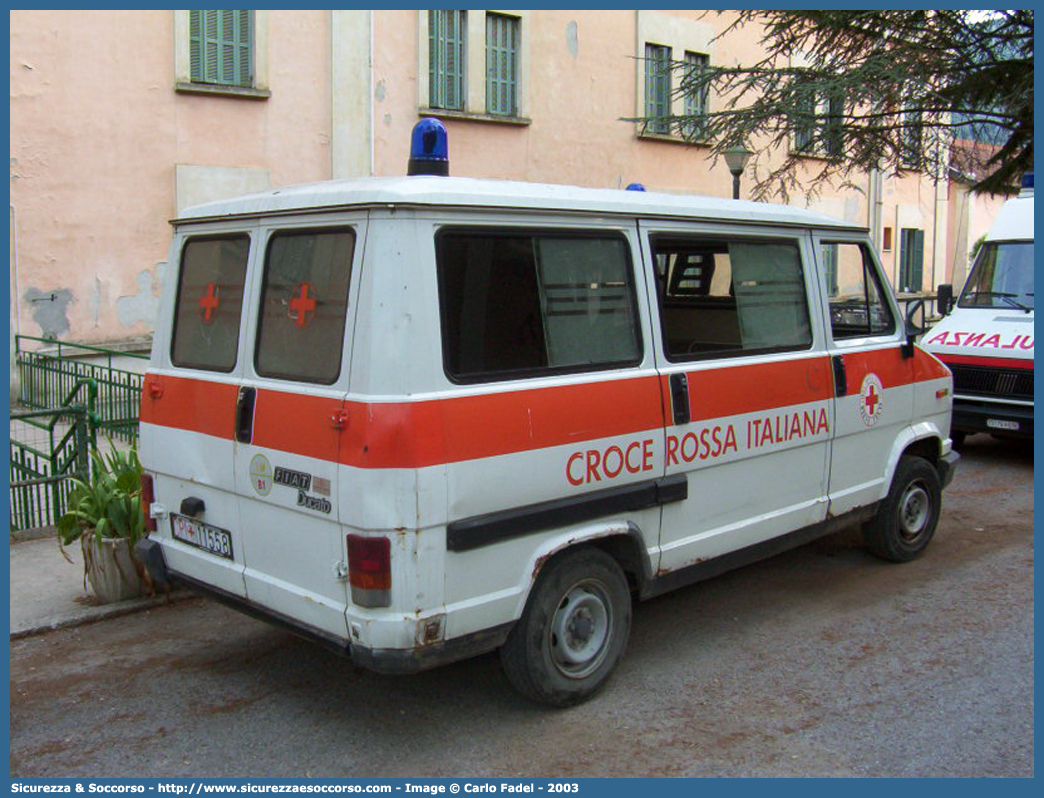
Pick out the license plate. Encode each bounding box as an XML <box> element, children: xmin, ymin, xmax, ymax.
<box><xmin>986</xmin><ymin>419</ymin><xmax>1020</xmax><ymax>431</ymax></box>
<box><xmin>171</xmin><ymin>514</ymin><xmax>233</xmax><ymax>560</ymax></box>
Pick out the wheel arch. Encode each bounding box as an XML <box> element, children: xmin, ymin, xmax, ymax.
<box><xmin>509</xmin><ymin>521</ymin><xmax>653</xmax><ymax>623</ymax></box>
<box><xmin>879</xmin><ymin>422</ymin><xmax>947</xmax><ymax>501</ymax></box>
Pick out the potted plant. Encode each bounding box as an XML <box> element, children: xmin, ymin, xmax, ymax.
<box><xmin>57</xmin><ymin>443</ymin><xmax>152</xmax><ymax>604</ymax></box>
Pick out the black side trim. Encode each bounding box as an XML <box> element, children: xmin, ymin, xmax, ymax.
<box><xmin>447</xmin><ymin>474</ymin><xmax>688</xmax><ymax>553</ymax></box>
<box><xmin>639</xmin><ymin>503</ymin><xmax>879</xmax><ymax>601</ymax></box>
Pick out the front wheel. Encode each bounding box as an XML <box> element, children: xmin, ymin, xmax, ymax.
<box><xmin>500</xmin><ymin>547</ymin><xmax>631</xmax><ymax>707</ymax></box>
<box><xmin>863</xmin><ymin>456</ymin><xmax>942</xmax><ymax>562</ymax></box>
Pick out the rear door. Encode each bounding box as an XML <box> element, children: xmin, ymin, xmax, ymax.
<box><xmin>231</xmin><ymin>218</ymin><xmax>365</xmax><ymax>640</ymax></box>
<box><xmin>141</xmin><ymin>226</ymin><xmax>256</xmax><ymax>597</ymax></box>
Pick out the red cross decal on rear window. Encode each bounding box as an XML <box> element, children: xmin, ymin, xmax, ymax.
<box><xmin>289</xmin><ymin>281</ymin><xmax>317</xmax><ymax>329</ymax></box>
<box><xmin>198</xmin><ymin>281</ymin><xmax>220</xmax><ymax>324</ymax></box>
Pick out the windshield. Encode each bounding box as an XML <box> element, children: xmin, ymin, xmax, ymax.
<box><xmin>959</xmin><ymin>241</ymin><xmax>1034</xmax><ymax>311</ymax></box>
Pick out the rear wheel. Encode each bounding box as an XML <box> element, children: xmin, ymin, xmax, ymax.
<box><xmin>863</xmin><ymin>456</ymin><xmax>941</xmax><ymax>562</ymax></box>
<box><xmin>500</xmin><ymin>547</ymin><xmax>631</xmax><ymax>707</ymax></box>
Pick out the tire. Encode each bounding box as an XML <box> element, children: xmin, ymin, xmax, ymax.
<box><xmin>863</xmin><ymin>456</ymin><xmax>942</xmax><ymax>562</ymax></box>
<box><xmin>500</xmin><ymin>547</ymin><xmax>631</xmax><ymax>707</ymax></box>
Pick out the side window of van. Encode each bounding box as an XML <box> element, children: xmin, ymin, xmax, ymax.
<box><xmin>437</xmin><ymin>230</ymin><xmax>642</xmax><ymax>382</ymax></box>
<box><xmin>821</xmin><ymin>242</ymin><xmax>896</xmax><ymax>339</ymax></box>
<box><xmin>171</xmin><ymin>235</ymin><xmax>250</xmax><ymax>372</ymax></box>
<box><xmin>652</xmin><ymin>236</ymin><xmax>812</xmax><ymax>360</ymax></box>
<box><xmin>255</xmin><ymin>228</ymin><xmax>355</xmax><ymax>384</ymax></box>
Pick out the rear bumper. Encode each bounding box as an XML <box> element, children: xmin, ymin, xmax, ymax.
<box><xmin>134</xmin><ymin>539</ymin><xmax>510</xmax><ymax>674</ymax></box>
<box><xmin>953</xmin><ymin>399</ymin><xmax>1034</xmax><ymax>438</ymax></box>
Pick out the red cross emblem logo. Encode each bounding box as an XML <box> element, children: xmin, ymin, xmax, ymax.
<box><xmin>859</xmin><ymin>373</ymin><xmax>884</xmax><ymax>427</ymax></box>
<box><xmin>289</xmin><ymin>281</ymin><xmax>317</xmax><ymax>329</ymax></box>
<box><xmin>198</xmin><ymin>281</ymin><xmax>220</xmax><ymax>324</ymax></box>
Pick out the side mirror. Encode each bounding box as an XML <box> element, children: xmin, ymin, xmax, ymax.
<box><xmin>937</xmin><ymin>283</ymin><xmax>954</xmax><ymax>316</ymax></box>
<box><xmin>902</xmin><ymin>298</ymin><xmax>926</xmax><ymax>359</ymax></box>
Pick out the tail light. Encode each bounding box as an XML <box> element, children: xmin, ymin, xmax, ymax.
<box><xmin>346</xmin><ymin>534</ymin><xmax>391</xmax><ymax>608</ymax></box>
<box><xmin>141</xmin><ymin>473</ymin><xmax>157</xmax><ymax>532</ymax></box>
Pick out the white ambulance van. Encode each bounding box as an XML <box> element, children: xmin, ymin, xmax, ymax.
<box><xmin>924</xmin><ymin>173</ymin><xmax>1034</xmax><ymax>443</ymax></box>
<box><xmin>137</xmin><ymin>121</ymin><xmax>957</xmax><ymax>706</ymax></box>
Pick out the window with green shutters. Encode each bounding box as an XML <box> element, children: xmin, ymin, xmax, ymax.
<box><xmin>430</xmin><ymin>10</ymin><xmax>467</xmax><ymax>110</ymax></box>
<box><xmin>682</xmin><ymin>51</ymin><xmax>708</xmax><ymax>139</ymax></box>
<box><xmin>793</xmin><ymin>92</ymin><xmax>844</xmax><ymax>156</ymax></box>
<box><xmin>486</xmin><ymin>14</ymin><xmax>519</xmax><ymax>116</ymax></box>
<box><xmin>645</xmin><ymin>44</ymin><xmax>672</xmax><ymax>134</ymax></box>
<box><xmin>899</xmin><ymin>228</ymin><xmax>925</xmax><ymax>292</ymax></box>
<box><xmin>190</xmin><ymin>10</ymin><xmax>253</xmax><ymax>88</ymax></box>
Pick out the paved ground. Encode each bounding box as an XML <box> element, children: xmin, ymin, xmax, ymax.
<box><xmin>9</xmin><ymin>434</ymin><xmax>1033</xmax><ymax>778</ymax></box>
<box><xmin>10</xmin><ymin>535</ymin><xmax>186</xmax><ymax>638</ymax></box>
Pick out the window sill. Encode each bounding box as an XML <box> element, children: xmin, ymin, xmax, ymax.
<box><xmin>419</xmin><ymin>108</ymin><xmax>531</xmax><ymax>126</ymax></box>
<box><xmin>637</xmin><ymin>130</ymin><xmax>710</xmax><ymax>147</ymax></box>
<box><xmin>175</xmin><ymin>82</ymin><xmax>271</xmax><ymax>101</ymax></box>
<box><xmin>789</xmin><ymin>148</ymin><xmax>841</xmax><ymax>163</ymax></box>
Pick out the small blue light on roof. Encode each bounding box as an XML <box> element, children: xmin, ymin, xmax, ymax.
<box><xmin>1021</xmin><ymin>171</ymin><xmax>1033</xmax><ymax>189</ymax></box>
<box><xmin>625</xmin><ymin>183</ymin><xmax>646</xmax><ymax>192</ymax></box>
<box><xmin>408</xmin><ymin>118</ymin><xmax>449</xmax><ymax>176</ymax></box>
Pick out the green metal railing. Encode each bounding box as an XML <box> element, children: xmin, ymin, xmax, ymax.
<box><xmin>15</xmin><ymin>335</ymin><xmax>147</xmax><ymax>443</ymax></box>
<box><xmin>10</xmin><ymin>380</ymin><xmax>99</xmax><ymax>533</ymax></box>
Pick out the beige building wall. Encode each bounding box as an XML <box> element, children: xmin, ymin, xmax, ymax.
<box><xmin>11</xmin><ymin>9</ymin><xmax>990</xmax><ymax>345</ymax></box>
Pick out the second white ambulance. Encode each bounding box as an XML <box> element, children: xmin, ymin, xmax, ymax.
<box><xmin>137</xmin><ymin>121</ymin><xmax>957</xmax><ymax>706</ymax></box>
<box><xmin>925</xmin><ymin>173</ymin><xmax>1034</xmax><ymax>443</ymax></box>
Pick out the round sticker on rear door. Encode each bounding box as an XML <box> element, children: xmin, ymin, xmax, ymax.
<box><xmin>859</xmin><ymin>373</ymin><xmax>885</xmax><ymax>427</ymax></box>
<box><xmin>249</xmin><ymin>454</ymin><xmax>273</xmax><ymax>496</ymax></box>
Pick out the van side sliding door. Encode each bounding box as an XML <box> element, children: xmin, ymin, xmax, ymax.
<box><xmin>638</xmin><ymin>221</ymin><xmax>834</xmax><ymax>573</ymax></box>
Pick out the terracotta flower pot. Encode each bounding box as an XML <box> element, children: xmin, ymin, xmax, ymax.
<box><xmin>80</xmin><ymin>535</ymin><xmax>148</xmax><ymax>604</ymax></box>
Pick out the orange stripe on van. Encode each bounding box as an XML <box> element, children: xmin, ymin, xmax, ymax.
<box><xmin>669</xmin><ymin>357</ymin><xmax>835</xmax><ymax>424</ymax></box>
<box><xmin>142</xmin><ymin>348</ymin><xmax>950</xmax><ymax>469</ymax></box>
<box><xmin>139</xmin><ymin>375</ymin><xmax>238</xmax><ymax>440</ymax></box>
<box><xmin>840</xmin><ymin>346</ymin><xmax>950</xmax><ymax>395</ymax></box>
<box><xmin>340</xmin><ymin>377</ymin><xmax>666</xmax><ymax>469</ymax></box>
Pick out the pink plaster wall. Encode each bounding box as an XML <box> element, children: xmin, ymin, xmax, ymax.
<box><xmin>10</xmin><ymin>10</ymin><xmax>331</xmax><ymax>343</ymax></box>
<box><xmin>11</xmin><ymin>9</ymin><xmax>997</xmax><ymax>344</ymax></box>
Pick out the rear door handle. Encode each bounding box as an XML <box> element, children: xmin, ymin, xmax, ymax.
<box><xmin>670</xmin><ymin>373</ymin><xmax>690</xmax><ymax>426</ymax></box>
<box><xmin>236</xmin><ymin>387</ymin><xmax>256</xmax><ymax>444</ymax></box>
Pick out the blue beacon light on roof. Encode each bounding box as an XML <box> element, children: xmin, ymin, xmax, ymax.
<box><xmin>408</xmin><ymin>118</ymin><xmax>450</xmax><ymax>176</ymax></box>
<box><xmin>625</xmin><ymin>183</ymin><xmax>646</xmax><ymax>191</ymax></box>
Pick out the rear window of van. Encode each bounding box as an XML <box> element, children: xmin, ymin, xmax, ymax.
<box><xmin>171</xmin><ymin>235</ymin><xmax>250</xmax><ymax>372</ymax></box>
<box><xmin>254</xmin><ymin>228</ymin><xmax>356</xmax><ymax>385</ymax></box>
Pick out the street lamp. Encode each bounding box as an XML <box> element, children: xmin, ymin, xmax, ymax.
<box><xmin>723</xmin><ymin>144</ymin><xmax>753</xmax><ymax>199</ymax></box>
